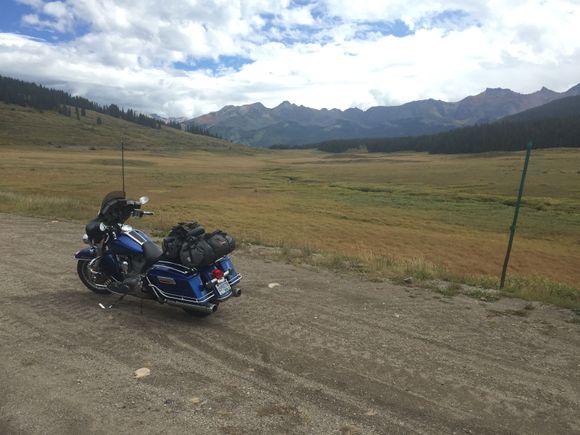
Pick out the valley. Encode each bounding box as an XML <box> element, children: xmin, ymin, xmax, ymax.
<box><xmin>0</xmin><ymin>145</ymin><xmax>578</xmax><ymax>308</ymax></box>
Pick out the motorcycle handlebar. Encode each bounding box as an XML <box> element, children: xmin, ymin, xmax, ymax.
<box><xmin>132</xmin><ymin>209</ymin><xmax>154</xmax><ymax>218</ymax></box>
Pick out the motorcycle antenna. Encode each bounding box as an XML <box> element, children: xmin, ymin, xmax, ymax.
<box><xmin>121</xmin><ymin>141</ymin><xmax>126</xmax><ymax>195</ymax></box>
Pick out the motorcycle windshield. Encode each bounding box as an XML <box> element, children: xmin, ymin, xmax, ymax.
<box><xmin>100</xmin><ymin>191</ymin><xmax>126</xmax><ymax>214</ymax></box>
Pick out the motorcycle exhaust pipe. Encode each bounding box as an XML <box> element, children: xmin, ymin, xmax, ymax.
<box><xmin>166</xmin><ymin>300</ymin><xmax>217</xmax><ymax>313</ymax></box>
<box><xmin>232</xmin><ymin>287</ymin><xmax>242</xmax><ymax>297</ymax></box>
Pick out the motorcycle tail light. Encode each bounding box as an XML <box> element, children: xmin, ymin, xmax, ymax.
<box><xmin>211</xmin><ymin>269</ymin><xmax>224</xmax><ymax>280</ymax></box>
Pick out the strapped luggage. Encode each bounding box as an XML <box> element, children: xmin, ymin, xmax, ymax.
<box><xmin>179</xmin><ymin>230</ymin><xmax>237</xmax><ymax>269</ymax></box>
<box><xmin>162</xmin><ymin>220</ymin><xmax>236</xmax><ymax>268</ymax></box>
<box><xmin>162</xmin><ymin>221</ymin><xmax>205</xmax><ymax>263</ymax></box>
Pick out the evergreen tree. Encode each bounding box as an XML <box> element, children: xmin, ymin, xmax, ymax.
<box><xmin>0</xmin><ymin>75</ymin><xmax>168</xmax><ymax>131</ymax></box>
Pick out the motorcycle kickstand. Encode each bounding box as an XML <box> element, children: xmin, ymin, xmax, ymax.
<box><xmin>99</xmin><ymin>294</ymin><xmax>126</xmax><ymax>310</ymax></box>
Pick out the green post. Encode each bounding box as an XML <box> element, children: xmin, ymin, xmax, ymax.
<box><xmin>121</xmin><ymin>141</ymin><xmax>125</xmax><ymax>195</ymax></box>
<box><xmin>500</xmin><ymin>142</ymin><xmax>532</xmax><ymax>289</ymax></box>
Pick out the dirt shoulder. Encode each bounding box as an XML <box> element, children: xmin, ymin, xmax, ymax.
<box><xmin>0</xmin><ymin>213</ymin><xmax>578</xmax><ymax>434</ymax></box>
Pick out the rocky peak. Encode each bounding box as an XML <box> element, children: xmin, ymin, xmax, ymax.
<box><xmin>565</xmin><ymin>83</ymin><xmax>580</xmax><ymax>96</ymax></box>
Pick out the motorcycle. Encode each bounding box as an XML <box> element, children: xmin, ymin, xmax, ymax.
<box><xmin>74</xmin><ymin>191</ymin><xmax>242</xmax><ymax>317</ymax></box>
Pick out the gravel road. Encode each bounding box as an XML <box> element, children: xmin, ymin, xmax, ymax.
<box><xmin>0</xmin><ymin>214</ymin><xmax>578</xmax><ymax>434</ymax></box>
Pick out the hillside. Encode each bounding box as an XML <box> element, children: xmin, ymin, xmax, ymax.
<box><xmin>191</xmin><ymin>84</ymin><xmax>580</xmax><ymax>147</ymax></box>
<box><xmin>278</xmin><ymin>93</ymin><xmax>580</xmax><ymax>154</ymax></box>
<box><xmin>501</xmin><ymin>94</ymin><xmax>580</xmax><ymax>123</ymax></box>
<box><xmin>0</xmin><ymin>102</ymin><xmax>244</xmax><ymax>152</ymax></box>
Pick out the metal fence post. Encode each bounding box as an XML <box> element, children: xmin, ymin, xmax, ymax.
<box><xmin>500</xmin><ymin>142</ymin><xmax>532</xmax><ymax>289</ymax></box>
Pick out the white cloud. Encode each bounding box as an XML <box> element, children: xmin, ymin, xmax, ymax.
<box><xmin>16</xmin><ymin>0</ymin><xmax>45</xmax><ymax>7</ymax></box>
<box><xmin>21</xmin><ymin>1</ymin><xmax>75</xmax><ymax>32</ymax></box>
<box><xmin>2</xmin><ymin>0</ymin><xmax>580</xmax><ymax>117</ymax></box>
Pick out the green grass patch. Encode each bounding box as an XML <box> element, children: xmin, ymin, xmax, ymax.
<box><xmin>436</xmin><ymin>283</ymin><xmax>461</xmax><ymax>298</ymax></box>
<box><xmin>498</xmin><ymin>277</ymin><xmax>580</xmax><ymax>310</ymax></box>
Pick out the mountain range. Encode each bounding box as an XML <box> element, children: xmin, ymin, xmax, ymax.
<box><xmin>190</xmin><ymin>84</ymin><xmax>580</xmax><ymax>147</ymax></box>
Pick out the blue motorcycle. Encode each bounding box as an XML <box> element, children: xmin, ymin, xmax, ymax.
<box><xmin>74</xmin><ymin>191</ymin><xmax>242</xmax><ymax>317</ymax></box>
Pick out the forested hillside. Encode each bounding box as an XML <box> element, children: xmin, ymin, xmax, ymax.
<box><xmin>274</xmin><ymin>96</ymin><xmax>580</xmax><ymax>154</ymax></box>
<box><xmin>500</xmin><ymin>95</ymin><xmax>580</xmax><ymax>123</ymax></box>
<box><xmin>0</xmin><ymin>75</ymin><xmax>216</xmax><ymax>138</ymax></box>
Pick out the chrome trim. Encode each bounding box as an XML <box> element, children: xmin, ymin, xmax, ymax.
<box><xmin>155</xmin><ymin>261</ymin><xmax>195</xmax><ymax>275</ymax></box>
<box><xmin>132</xmin><ymin>229</ymin><xmax>150</xmax><ymax>242</ymax></box>
<box><xmin>88</xmin><ymin>256</ymin><xmax>102</xmax><ymax>272</ymax></box>
<box><xmin>124</xmin><ymin>231</ymin><xmax>145</xmax><ymax>246</ymax></box>
<box><xmin>79</xmin><ymin>257</ymin><xmax>112</xmax><ymax>290</ymax></box>
<box><xmin>146</xmin><ymin>277</ymin><xmax>213</xmax><ymax>304</ymax></box>
<box><xmin>154</xmin><ymin>265</ymin><xmax>195</xmax><ymax>276</ymax></box>
<box><xmin>216</xmin><ymin>292</ymin><xmax>232</xmax><ymax>301</ymax></box>
<box><xmin>157</xmin><ymin>260</ymin><xmax>190</xmax><ymax>268</ymax></box>
<box><xmin>166</xmin><ymin>300</ymin><xmax>217</xmax><ymax>313</ymax></box>
<box><xmin>228</xmin><ymin>274</ymin><xmax>242</xmax><ymax>286</ymax></box>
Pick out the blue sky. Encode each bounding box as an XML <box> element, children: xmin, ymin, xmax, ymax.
<box><xmin>1</xmin><ymin>0</ymin><xmax>579</xmax><ymax>117</ymax></box>
<box><xmin>1</xmin><ymin>0</ymin><xmax>86</xmax><ymax>41</ymax></box>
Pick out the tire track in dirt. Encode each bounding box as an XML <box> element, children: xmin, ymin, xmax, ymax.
<box><xmin>0</xmin><ymin>213</ymin><xmax>579</xmax><ymax>434</ymax></box>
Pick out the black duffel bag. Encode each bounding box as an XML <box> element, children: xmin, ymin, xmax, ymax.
<box><xmin>179</xmin><ymin>238</ymin><xmax>214</xmax><ymax>268</ymax></box>
<box><xmin>204</xmin><ymin>230</ymin><xmax>236</xmax><ymax>259</ymax></box>
<box><xmin>162</xmin><ymin>221</ymin><xmax>205</xmax><ymax>263</ymax></box>
<box><xmin>179</xmin><ymin>230</ymin><xmax>236</xmax><ymax>268</ymax></box>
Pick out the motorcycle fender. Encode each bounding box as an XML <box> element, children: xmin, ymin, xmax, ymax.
<box><xmin>74</xmin><ymin>247</ymin><xmax>97</xmax><ymax>260</ymax></box>
<box><xmin>217</xmin><ymin>256</ymin><xmax>242</xmax><ymax>286</ymax></box>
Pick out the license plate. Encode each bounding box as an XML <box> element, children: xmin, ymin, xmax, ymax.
<box><xmin>215</xmin><ymin>279</ymin><xmax>231</xmax><ymax>296</ymax></box>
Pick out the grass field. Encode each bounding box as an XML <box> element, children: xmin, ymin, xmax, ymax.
<box><xmin>0</xmin><ymin>143</ymin><xmax>578</xmax><ymax>308</ymax></box>
<box><xmin>0</xmin><ymin>102</ymin><xmax>246</xmax><ymax>152</ymax></box>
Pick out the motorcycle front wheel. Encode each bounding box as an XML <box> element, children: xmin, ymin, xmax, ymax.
<box><xmin>77</xmin><ymin>260</ymin><xmax>111</xmax><ymax>295</ymax></box>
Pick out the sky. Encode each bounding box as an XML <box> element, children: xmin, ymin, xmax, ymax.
<box><xmin>1</xmin><ymin>0</ymin><xmax>580</xmax><ymax>118</ymax></box>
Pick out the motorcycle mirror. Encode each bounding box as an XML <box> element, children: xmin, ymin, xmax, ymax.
<box><xmin>139</xmin><ymin>196</ymin><xmax>150</xmax><ymax>205</ymax></box>
<box><xmin>99</xmin><ymin>222</ymin><xmax>107</xmax><ymax>231</ymax></box>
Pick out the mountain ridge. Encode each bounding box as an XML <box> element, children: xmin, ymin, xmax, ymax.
<box><xmin>276</xmin><ymin>93</ymin><xmax>580</xmax><ymax>155</ymax></box>
<box><xmin>190</xmin><ymin>84</ymin><xmax>580</xmax><ymax>147</ymax></box>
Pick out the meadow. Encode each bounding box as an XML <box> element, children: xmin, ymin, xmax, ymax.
<box><xmin>0</xmin><ymin>102</ymin><xmax>243</xmax><ymax>151</ymax></box>
<box><xmin>0</xmin><ymin>144</ymin><xmax>579</xmax><ymax>308</ymax></box>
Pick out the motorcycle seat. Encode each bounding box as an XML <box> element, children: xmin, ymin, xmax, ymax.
<box><xmin>143</xmin><ymin>240</ymin><xmax>164</xmax><ymax>268</ymax></box>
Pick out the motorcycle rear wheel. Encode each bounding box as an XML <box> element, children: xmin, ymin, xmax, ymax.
<box><xmin>182</xmin><ymin>307</ymin><xmax>215</xmax><ymax>318</ymax></box>
<box><xmin>77</xmin><ymin>260</ymin><xmax>111</xmax><ymax>295</ymax></box>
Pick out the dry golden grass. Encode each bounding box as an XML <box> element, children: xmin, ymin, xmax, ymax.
<box><xmin>0</xmin><ymin>145</ymin><xmax>578</xmax><ymax>307</ymax></box>
<box><xmin>0</xmin><ymin>102</ymin><xmax>246</xmax><ymax>151</ymax></box>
